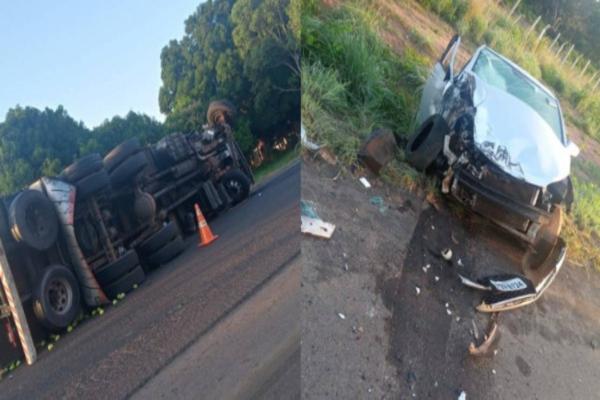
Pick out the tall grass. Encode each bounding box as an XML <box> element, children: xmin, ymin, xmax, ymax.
<box><xmin>301</xmin><ymin>2</ymin><xmax>428</xmax><ymax>163</ymax></box>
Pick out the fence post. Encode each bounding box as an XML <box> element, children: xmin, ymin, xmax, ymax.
<box><xmin>549</xmin><ymin>32</ymin><xmax>561</xmax><ymax>51</ymax></box>
<box><xmin>561</xmin><ymin>44</ymin><xmax>574</xmax><ymax>65</ymax></box>
<box><xmin>571</xmin><ymin>54</ymin><xmax>582</xmax><ymax>70</ymax></box>
<box><xmin>534</xmin><ymin>24</ymin><xmax>551</xmax><ymax>50</ymax></box>
<box><xmin>0</xmin><ymin>240</ymin><xmax>37</xmax><ymax>365</ymax></box>
<box><xmin>526</xmin><ymin>16</ymin><xmax>542</xmax><ymax>39</ymax></box>
<box><xmin>579</xmin><ymin>60</ymin><xmax>590</xmax><ymax>78</ymax></box>
<box><xmin>589</xmin><ymin>71</ymin><xmax>598</xmax><ymax>85</ymax></box>
<box><xmin>556</xmin><ymin>42</ymin><xmax>567</xmax><ymax>58</ymax></box>
<box><xmin>508</xmin><ymin>0</ymin><xmax>523</xmax><ymax>17</ymax></box>
<box><xmin>593</xmin><ymin>75</ymin><xmax>600</xmax><ymax>91</ymax></box>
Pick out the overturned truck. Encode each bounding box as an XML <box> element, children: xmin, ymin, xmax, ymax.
<box><xmin>0</xmin><ymin>101</ymin><xmax>252</xmax><ymax>363</ymax></box>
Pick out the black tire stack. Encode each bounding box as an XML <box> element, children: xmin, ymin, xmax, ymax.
<box><xmin>137</xmin><ymin>221</ymin><xmax>186</xmax><ymax>270</ymax></box>
<box><xmin>61</xmin><ymin>153</ymin><xmax>111</xmax><ymax>200</ymax></box>
<box><xmin>94</xmin><ymin>250</ymin><xmax>146</xmax><ymax>300</ymax></box>
<box><xmin>103</xmin><ymin>138</ymin><xmax>149</xmax><ymax>187</ymax></box>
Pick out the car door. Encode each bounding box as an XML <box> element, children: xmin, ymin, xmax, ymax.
<box><xmin>416</xmin><ymin>35</ymin><xmax>462</xmax><ymax>126</ymax></box>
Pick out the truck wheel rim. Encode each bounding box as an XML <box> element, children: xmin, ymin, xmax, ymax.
<box><xmin>48</xmin><ymin>278</ymin><xmax>73</xmax><ymax>315</ymax></box>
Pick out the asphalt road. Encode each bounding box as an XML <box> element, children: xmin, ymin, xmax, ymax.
<box><xmin>0</xmin><ymin>161</ymin><xmax>300</xmax><ymax>400</ymax></box>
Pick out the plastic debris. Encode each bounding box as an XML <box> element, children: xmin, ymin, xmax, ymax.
<box><xmin>301</xmin><ymin>216</ymin><xmax>336</xmax><ymax>239</ymax></box>
<box><xmin>434</xmin><ymin>276</ymin><xmax>440</xmax><ymax>282</ymax></box>
<box><xmin>458</xmin><ymin>391</ymin><xmax>466</xmax><ymax>400</ymax></box>
<box><xmin>469</xmin><ymin>320</ymin><xmax>499</xmax><ymax>357</ymax></box>
<box><xmin>457</xmin><ymin>258</ymin><xmax>464</xmax><ymax>267</ymax></box>
<box><xmin>369</xmin><ymin>196</ymin><xmax>388</xmax><ymax>214</ymax></box>
<box><xmin>359</xmin><ymin>177</ymin><xmax>371</xmax><ymax>188</ymax></box>
<box><xmin>301</xmin><ymin>123</ymin><xmax>320</xmax><ymax>151</ymax></box>
<box><xmin>300</xmin><ymin>200</ymin><xmax>320</xmax><ymax>219</ymax></box>
<box><xmin>337</xmin><ymin>312</ymin><xmax>346</xmax><ymax>320</ymax></box>
<box><xmin>415</xmin><ymin>286</ymin><xmax>421</xmax><ymax>295</ymax></box>
<box><xmin>441</xmin><ymin>248</ymin><xmax>453</xmax><ymax>261</ymax></box>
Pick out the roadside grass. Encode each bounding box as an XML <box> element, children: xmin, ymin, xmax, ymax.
<box><xmin>252</xmin><ymin>147</ymin><xmax>299</xmax><ymax>184</ymax></box>
<box><xmin>302</xmin><ymin>0</ymin><xmax>427</xmax><ymax>188</ymax></box>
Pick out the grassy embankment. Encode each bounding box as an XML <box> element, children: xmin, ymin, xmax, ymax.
<box><xmin>301</xmin><ymin>0</ymin><xmax>600</xmax><ymax>269</ymax></box>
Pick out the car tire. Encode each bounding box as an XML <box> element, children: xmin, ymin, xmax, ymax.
<box><xmin>9</xmin><ymin>190</ymin><xmax>59</xmax><ymax>250</ymax></box>
<box><xmin>61</xmin><ymin>153</ymin><xmax>103</xmax><ymax>183</ymax></box>
<box><xmin>145</xmin><ymin>235</ymin><xmax>186</xmax><ymax>269</ymax></box>
<box><xmin>405</xmin><ymin>115</ymin><xmax>448</xmax><ymax>172</ymax></box>
<box><xmin>76</xmin><ymin>169</ymin><xmax>111</xmax><ymax>200</ymax></box>
<box><xmin>207</xmin><ymin>100</ymin><xmax>236</xmax><ymax>127</ymax></box>
<box><xmin>102</xmin><ymin>265</ymin><xmax>146</xmax><ymax>299</ymax></box>
<box><xmin>103</xmin><ymin>138</ymin><xmax>142</xmax><ymax>173</ymax></box>
<box><xmin>220</xmin><ymin>169</ymin><xmax>251</xmax><ymax>205</ymax></box>
<box><xmin>33</xmin><ymin>264</ymin><xmax>81</xmax><ymax>332</ymax></box>
<box><xmin>94</xmin><ymin>250</ymin><xmax>139</xmax><ymax>286</ymax></box>
<box><xmin>137</xmin><ymin>222</ymin><xmax>178</xmax><ymax>256</ymax></box>
<box><xmin>109</xmin><ymin>152</ymin><xmax>149</xmax><ymax>186</ymax></box>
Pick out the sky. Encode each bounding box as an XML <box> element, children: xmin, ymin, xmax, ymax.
<box><xmin>0</xmin><ymin>0</ymin><xmax>201</xmax><ymax>128</ymax></box>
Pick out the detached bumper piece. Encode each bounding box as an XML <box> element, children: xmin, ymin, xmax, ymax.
<box><xmin>451</xmin><ymin>167</ymin><xmax>549</xmax><ymax>242</ymax></box>
<box><xmin>459</xmin><ymin>238</ymin><xmax>567</xmax><ymax>312</ymax></box>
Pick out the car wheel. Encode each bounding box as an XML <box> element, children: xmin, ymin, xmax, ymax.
<box><xmin>137</xmin><ymin>222</ymin><xmax>178</xmax><ymax>256</ymax></box>
<box><xmin>94</xmin><ymin>250</ymin><xmax>139</xmax><ymax>286</ymax></box>
<box><xmin>207</xmin><ymin>100</ymin><xmax>236</xmax><ymax>127</ymax></box>
<box><xmin>102</xmin><ymin>265</ymin><xmax>146</xmax><ymax>299</ymax></box>
<box><xmin>109</xmin><ymin>152</ymin><xmax>149</xmax><ymax>187</ymax></box>
<box><xmin>523</xmin><ymin>206</ymin><xmax>563</xmax><ymax>277</ymax></box>
<box><xmin>76</xmin><ymin>169</ymin><xmax>111</xmax><ymax>200</ymax></box>
<box><xmin>145</xmin><ymin>235</ymin><xmax>186</xmax><ymax>269</ymax></box>
<box><xmin>61</xmin><ymin>153</ymin><xmax>103</xmax><ymax>183</ymax></box>
<box><xmin>33</xmin><ymin>265</ymin><xmax>81</xmax><ymax>332</ymax></box>
<box><xmin>103</xmin><ymin>138</ymin><xmax>142</xmax><ymax>173</ymax></box>
<box><xmin>9</xmin><ymin>190</ymin><xmax>59</xmax><ymax>250</ymax></box>
<box><xmin>405</xmin><ymin>115</ymin><xmax>448</xmax><ymax>172</ymax></box>
<box><xmin>220</xmin><ymin>169</ymin><xmax>251</xmax><ymax>205</ymax></box>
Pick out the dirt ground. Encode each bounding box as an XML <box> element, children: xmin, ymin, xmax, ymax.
<box><xmin>301</xmin><ymin>157</ymin><xmax>600</xmax><ymax>399</ymax></box>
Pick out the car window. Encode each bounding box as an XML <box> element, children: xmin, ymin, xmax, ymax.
<box><xmin>472</xmin><ymin>49</ymin><xmax>564</xmax><ymax>141</ymax></box>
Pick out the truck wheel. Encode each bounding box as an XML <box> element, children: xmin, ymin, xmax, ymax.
<box><xmin>109</xmin><ymin>152</ymin><xmax>149</xmax><ymax>186</ymax></box>
<box><xmin>137</xmin><ymin>222</ymin><xmax>178</xmax><ymax>256</ymax></box>
<box><xmin>103</xmin><ymin>138</ymin><xmax>142</xmax><ymax>173</ymax></box>
<box><xmin>9</xmin><ymin>190</ymin><xmax>59</xmax><ymax>250</ymax></box>
<box><xmin>33</xmin><ymin>264</ymin><xmax>81</xmax><ymax>332</ymax></box>
<box><xmin>94</xmin><ymin>250</ymin><xmax>139</xmax><ymax>286</ymax></box>
<box><xmin>145</xmin><ymin>235</ymin><xmax>185</xmax><ymax>269</ymax></box>
<box><xmin>221</xmin><ymin>169</ymin><xmax>250</xmax><ymax>205</ymax></box>
<box><xmin>76</xmin><ymin>169</ymin><xmax>111</xmax><ymax>200</ymax></box>
<box><xmin>103</xmin><ymin>265</ymin><xmax>146</xmax><ymax>299</ymax></box>
<box><xmin>405</xmin><ymin>115</ymin><xmax>448</xmax><ymax>172</ymax></box>
<box><xmin>207</xmin><ymin>100</ymin><xmax>236</xmax><ymax>127</ymax></box>
<box><xmin>61</xmin><ymin>153</ymin><xmax>103</xmax><ymax>183</ymax></box>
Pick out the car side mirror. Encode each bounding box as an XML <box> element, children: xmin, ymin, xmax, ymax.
<box><xmin>566</xmin><ymin>140</ymin><xmax>580</xmax><ymax>157</ymax></box>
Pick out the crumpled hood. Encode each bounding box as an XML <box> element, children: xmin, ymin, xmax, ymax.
<box><xmin>472</xmin><ymin>78</ymin><xmax>571</xmax><ymax>188</ymax></box>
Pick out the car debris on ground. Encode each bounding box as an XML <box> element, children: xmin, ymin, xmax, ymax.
<box><xmin>359</xmin><ymin>177</ymin><xmax>371</xmax><ymax>188</ymax></box>
<box><xmin>300</xmin><ymin>199</ymin><xmax>336</xmax><ymax>239</ymax></box>
<box><xmin>357</xmin><ymin>128</ymin><xmax>397</xmax><ymax>174</ymax></box>
<box><xmin>468</xmin><ymin>316</ymin><xmax>499</xmax><ymax>357</ymax></box>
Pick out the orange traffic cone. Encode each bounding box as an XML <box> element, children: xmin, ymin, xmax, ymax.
<box><xmin>195</xmin><ymin>203</ymin><xmax>218</xmax><ymax>246</ymax></box>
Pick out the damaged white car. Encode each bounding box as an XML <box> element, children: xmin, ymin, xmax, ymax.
<box><xmin>406</xmin><ymin>36</ymin><xmax>577</xmax><ymax>309</ymax></box>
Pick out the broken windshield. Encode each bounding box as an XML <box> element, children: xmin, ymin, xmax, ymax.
<box><xmin>472</xmin><ymin>49</ymin><xmax>564</xmax><ymax>141</ymax></box>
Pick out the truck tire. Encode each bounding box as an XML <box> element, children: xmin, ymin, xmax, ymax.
<box><xmin>103</xmin><ymin>265</ymin><xmax>146</xmax><ymax>299</ymax></box>
<box><xmin>94</xmin><ymin>250</ymin><xmax>139</xmax><ymax>286</ymax></box>
<box><xmin>405</xmin><ymin>115</ymin><xmax>448</xmax><ymax>172</ymax></box>
<box><xmin>9</xmin><ymin>190</ymin><xmax>59</xmax><ymax>250</ymax></box>
<box><xmin>76</xmin><ymin>169</ymin><xmax>111</xmax><ymax>200</ymax></box>
<box><xmin>137</xmin><ymin>222</ymin><xmax>178</xmax><ymax>256</ymax></box>
<box><xmin>109</xmin><ymin>152</ymin><xmax>149</xmax><ymax>186</ymax></box>
<box><xmin>61</xmin><ymin>153</ymin><xmax>103</xmax><ymax>183</ymax></box>
<box><xmin>207</xmin><ymin>100</ymin><xmax>236</xmax><ymax>127</ymax></box>
<box><xmin>145</xmin><ymin>235</ymin><xmax>185</xmax><ymax>269</ymax></box>
<box><xmin>103</xmin><ymin>138</ymin><xmax>142</xmax><ymax>173</ymax></box>
<box><xmin>33</xmin><ymin>264</ymin><xmax>81</xmax><ymax>332</ymax></box>
<box><xmin>221</xmin><ymin>169</ymin><xmax>251</xmax><ymax>205</ymax></box>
